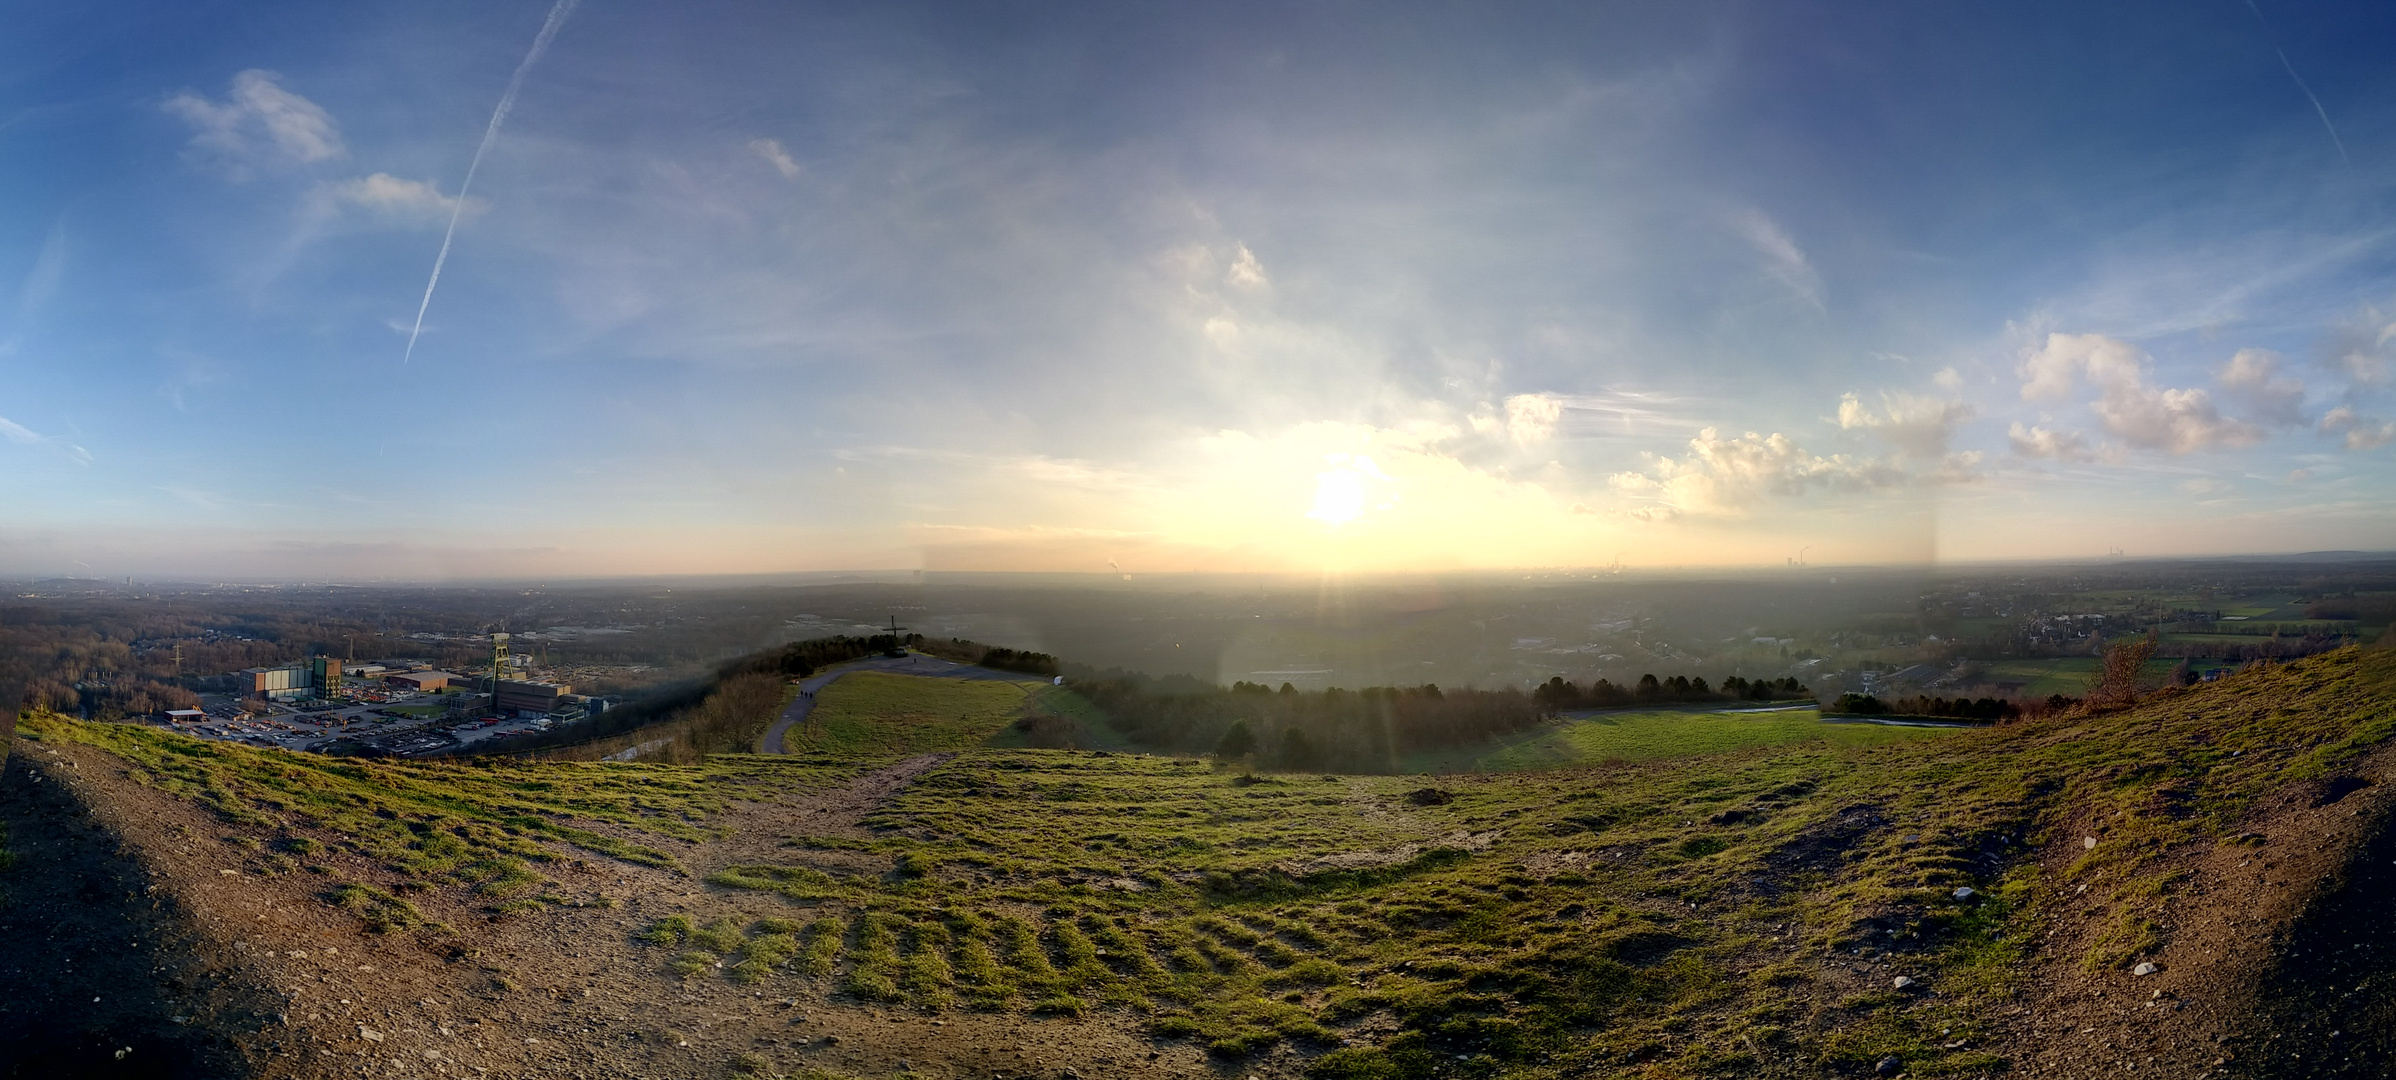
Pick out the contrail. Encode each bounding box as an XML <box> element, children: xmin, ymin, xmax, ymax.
<box><xmin>401</xmin><ymin>0</ymin><xmax>581</xmax><ymax>366</ymax></box>
<box><xmin>2245</xmin><ymin>0</ymin><xmax>2350</xmax><ymax>166</ymax></box>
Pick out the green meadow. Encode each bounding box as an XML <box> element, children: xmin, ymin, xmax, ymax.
<box><xmin>785</xmin><ymin>671</ymin><xmax>1038</xmax><ymax>755</ymax></box>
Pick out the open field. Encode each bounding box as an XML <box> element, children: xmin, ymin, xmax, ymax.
<box><xmin>786</xmin><ymin>671</ymin><xmax>1040</xmax><ymax>756</ymax></box>
<box><xmin>982</xmin><ymin>686</ymin><xmax>1140</xmax><ymax>750</ymax></box>
<box><xmin>7</xmin><ymin>648</ymin><xmax>2396</xmax><ymax>1079</ymax></box>
<box><xmin>1399</xmin><ymin>707</ymin><xmax>1954</xmax><ymax>774</ymax></box>
<box><xmin>1974</xmin><ymin>659</ymin><xmax>2098</xmax><ymax>697</ymax></box>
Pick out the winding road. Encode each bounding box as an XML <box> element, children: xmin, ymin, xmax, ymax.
<box><xmin>756</xmin><ymin>651</ymin><xmax>1053</xmax><ymax>754</ymax></box>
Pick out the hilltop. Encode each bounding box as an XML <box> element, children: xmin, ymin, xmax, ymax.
<box><xmin>0</xmin><ymin>648</ymin><xmax>2390</xmax><ymax>1079</ymax></box>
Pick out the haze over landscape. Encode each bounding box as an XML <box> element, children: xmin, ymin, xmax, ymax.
<box><xmin>5</xmin><ymin>1</ymin><xmax>2393</xmax><ymax>580</ymax></box>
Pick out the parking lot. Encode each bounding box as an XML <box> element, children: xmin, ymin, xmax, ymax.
<box><xmin>165</xmin><ymin>690</ymin><xmax>556</xmax><ymax>755</ymax></box>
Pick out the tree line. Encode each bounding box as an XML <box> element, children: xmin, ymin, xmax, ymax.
<box><xmin>1530</xmin><ymin>673</ymin><xmax>1812</xmax><ymax>711</ymax></box>
<box><xmin>916</xmin><ymin>637</ymin><xmax>1060</xmax><ymax>676</ymax></box>
<box><xmin>1069</xmin><ymin>671</ymin><xmax>1547</xmax><ymax>773</ymax></box>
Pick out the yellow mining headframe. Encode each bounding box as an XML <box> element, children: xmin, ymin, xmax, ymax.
<box><xmin>490</xmin><ymin>632</ymin><xmax>511</xmax><ymax>716</ymax></box>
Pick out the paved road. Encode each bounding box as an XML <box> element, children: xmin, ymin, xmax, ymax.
<box><xmin>756</xmin><ymin>651</ymin><xmax>1054</xmax><ymax>754</ymax></box>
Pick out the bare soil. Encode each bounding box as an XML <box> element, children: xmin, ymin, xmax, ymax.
<box><xmin>1973</xmin><ymin>743</ymin><xmax>2396</xmax><ymax>1079</ymax></box>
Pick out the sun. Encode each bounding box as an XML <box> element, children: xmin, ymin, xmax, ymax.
<box><xmin>1308</xmin><ymin>468</ymin><xmax>1365</xmax><ymax>524</ymax></box>
<box><xmin>1307</xmin><ymin>454</ymin><xmax>1387</xmax><ymax>525</ymax></box>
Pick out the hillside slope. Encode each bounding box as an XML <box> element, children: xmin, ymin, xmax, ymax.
<box><xmin>0</xmin><ymin>648</ymin><xmax>2389</xmax><ymax>1079</ymax></box>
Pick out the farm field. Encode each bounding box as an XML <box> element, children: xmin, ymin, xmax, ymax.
<box><xmin>1400</xmin><ymin>707</ymin><xmax>1953</xmax><ymax>774</ymax></box>
<box><xmin>8</xmin><ymin>648</ymin><xmax>2396</xmax><ymax>1080</ymax></box>
<box><xmin>1975</xmin><ymin>658</ymin><xmax>2099</xmax><ymax>697</ymax></box>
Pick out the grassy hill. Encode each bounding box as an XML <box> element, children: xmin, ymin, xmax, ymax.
<box><xmin>786</xmin><ymin>671</ymin><xmax>1040</xmax><ymax>755</ymax></box>
<box><xmin>1401</xmin><ymin>706</ymin><xmax>1953</xmax><ymax>773</ymax></box>
<box><xmin>3</xmin><ymin>649</ymin><xmax>2393</xmax><ymax>1079</ymax></box>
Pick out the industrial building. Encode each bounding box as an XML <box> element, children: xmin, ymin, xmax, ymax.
<box><xmin>310</xmin><ymin>656</ymin><xmax>343</xmax><ymax>696</ymax></box>
<box><xmin>243</xmin><ymin>664</ymin><xmax>310</xmax><ymax>701</ymax></box>
<box><xmin>241</xmin><ymin>655</ymin><xmax>351</xmax><ymax>702</ymax></box>
<box><xmin>492</xmin><ymin>679</ymin><xmax>572</xmax><ymax>716</ymax></box>
<box><xmin>385</xmin><ymin>670</ymin><xmax>452</xmax><ymax>693</ymax></box>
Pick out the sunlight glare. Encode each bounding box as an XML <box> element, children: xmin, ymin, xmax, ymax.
<box><xmin>1307</xmin><ymin>454</ymin><xmax>1383</xmax><ymax>525</ymax></box>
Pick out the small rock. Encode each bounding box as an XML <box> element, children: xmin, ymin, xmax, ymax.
<box><xmin>1953</xmin><ymin>886</ymin><xmax>1979</xmax><ymax>902</ymax></box>
<box><xmin>2133</xmin><ymin>962</ymin><xmax>2160</xmax><ymax>977</ymax></box>
<box><xmin>1876</xmin><ymin>1054</ymin><xmax>1903</xmax><ymax>1076</ymax></box>
<box><xmin>1060</xmin><ymin>1070</ymin><xmax>1083</xmax><ymax>1080</ymax></box>
<box><xmin>1892</xmin><ymin>976</ymin><xmax>1918</xmax><ymax>991</ymax></box>
<box><xmin>822</xmin><ymin>1035</ymin><xmax>841</xmax><ymax>1046</ymax></box>
<box><xmin>358</xmin><ymin>1027</ymin><xmax>383</xmax><ymax>1043</ymax></box>
<box><xmin>2084</xmin><ymin>836</ymin><xmax>2098</xmax><ymax>850</ymax></box>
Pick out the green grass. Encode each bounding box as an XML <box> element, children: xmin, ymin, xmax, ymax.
<box><xmin>787</xmin><ymin>673</ymin><xmax>1037</xmax><ymax>756</ymax></box>
<box><xmin>18</xmin><ymin>713</ymin><xmax>861</xmax><ymax>929</ymax></box>
<box><xmin>27</xmin><ymin>648</ymin><xmax>2396</xmax><ymax>1079</ymax></box>
<box><xmin>1977</xmin><ymin>657</ymin><xmax>2100</xmax><ymax>696</ymax></box>
<box><xmin>1399</xmin><ymin>707</ymin><xmax>1951</xmax><ymax>773</ymax></box>
<box><xmin>665</xmin><ymin>649</ymin><xmax>2396</xmax><ymax>1077</ymax></box>
<box><xmin>981</xmin><ymin>686</ymin><xmax>1137</xmax><ymax>750</ymax></box>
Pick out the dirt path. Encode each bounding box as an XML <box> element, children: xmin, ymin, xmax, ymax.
<box><xmin>758</xmin><ymin>652</ymin><xmax>1049</xmax><ymax>754</ymax></box>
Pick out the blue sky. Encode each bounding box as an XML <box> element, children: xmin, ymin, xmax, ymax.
<box><xmin>4</xmin><ymin>1</ymin><xmax>2393</xmax><ymax>579</ymax></box>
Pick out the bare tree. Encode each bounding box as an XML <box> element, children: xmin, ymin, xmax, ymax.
<box><xmin>2087</xmin><ymin>631</ymin><xmax>2160</xmax><ymax>710</ymax></box>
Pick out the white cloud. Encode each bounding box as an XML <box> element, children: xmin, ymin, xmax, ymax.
<box><xmin>0</xmin><ymin>414</ymin><xmax>93</xmax><ymax>466</ymax></box>
<box><xmin>2216</xmin><ymin>348</ymin><xmax>2307</xmax><ymax>427</ymax></box>
<box><xmin>1225</xmin><ymin>244</ymin><xmax>1269</xmax><ymax>289</ymax></box>
<box><xmin>2094</xmin><ymin>382</ymin><xmax>2259</xmax><ymax>453</ymax></box>
<box><xmin>2018</xmin><ymin>332</ymin><xmax>2143</xmax><ymax>401</ymax></box>
<box><xmin>2319</xmin><ymin>406</ymin><xmax>2396</xmax><ymax>450</ymax></box>
<box><xmin>164</xmin><ymin>70</ymin><xmax>344</xmax><ymax>172</ymax></box>
<box><xmin>1729</xmin><ymin>208</ymin><xmax>1821</xmax><ymax>307</ymax></box>
<box><xmin>2007</xmin><ymin>422</ymin><xmax>2096</xmax><ymax>462</ymax></box>
<box><xmin>748</xmin><ymin>137</ymin><xmax>802</xmax><ymax>179</ymax></box>
<box><xmin>325</xmin><ymin>173</ymin><xmax>469</xmax><ymax>223</ymax></box>
<box><xmin>1835</xmin><ymin>390</ymin><xmax>1973</xmax><ymax>458</ymax></box>
<box><xmin>2017</xmin><ymin>332</ymin><xmax>2262</xmax><ymax>453</ymax></box>
<box><xmin>1609</xmin><ymin>427</ymin><xmax>1901</xmax><ymax>517</ymax></box>
<box><xmin>1503</xmin><ymin>393</ymin><xmax>1563</xmax><ymax>444</ymax></box>
<box><xmin>2327</xmin><ymin>311</ymin><xmax>2394</xmax><ymax>384</ymax></box>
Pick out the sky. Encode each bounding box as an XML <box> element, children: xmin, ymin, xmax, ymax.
<box><xmin>3</xmin><ymin>0</ymin><xmax>2394</xmax><ymax>580</ymax></box>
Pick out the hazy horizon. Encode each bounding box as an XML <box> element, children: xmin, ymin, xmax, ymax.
<box><xmin>7</xmin><ymin>1</ymin><xmax>2394</xmax><ymax>579</ymax></box>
